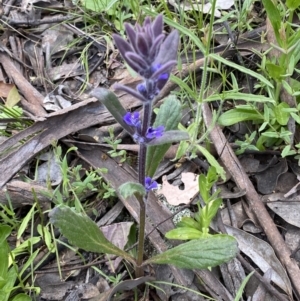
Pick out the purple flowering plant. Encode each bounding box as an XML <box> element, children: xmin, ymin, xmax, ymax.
<box><xmin>89</xmin><ymin>15</ymin><xmax>193</xmax><ymax>276</ymax></box>
<box><xmin>50</xmin><ymin>15</ymin><xmax>238</xmax><ymax>287</ymax></box>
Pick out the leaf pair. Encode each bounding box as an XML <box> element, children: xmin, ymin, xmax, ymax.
<box><xmin>50</xmin><ymin>206</ymin><xmax>238</xmax><ymax>270</ymax></box>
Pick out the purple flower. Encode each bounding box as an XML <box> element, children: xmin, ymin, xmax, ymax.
<box><xmin>112</xmin><ymin>14</ymin><xmax>179</xmax><ymax>101</ymax></box>
<box><xmin>146</xmin><ymin>126</ymin><xmax>165</xmax><ymax>139</ymax></box>
<box><xmin>145</xmin><ymin>176</ymin><xmax>158</xmax><ymax>192</ymax></box>
<box><xmin>123</xmin><ymin>111</ymin><xmax>141</xmax><ymax>128</ymax></box>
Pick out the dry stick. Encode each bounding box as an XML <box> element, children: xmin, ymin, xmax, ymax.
<box><xmin>202</xmin><ymin>102</ymin><xmax>300</xmax><ymax>297</ymax></box>
<box><xmin>0</xmin><ymin>53</ymin><xmax>46</xmax><ymax>117</ymax></box>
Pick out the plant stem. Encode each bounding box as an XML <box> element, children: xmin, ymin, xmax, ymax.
<box><xmin>192</xmin><ymin>0</ymin><xmax>217</xmax><ymax>145</ymax></box>
<box><xmin>136</xmin><ymin>193</ymin><xmax>146</xmax><ymax>278</ymax></box>
<box><xmin>136</xmin><ymin>101</ymin><xmax>152</xmax><ymax>277</ymax></box>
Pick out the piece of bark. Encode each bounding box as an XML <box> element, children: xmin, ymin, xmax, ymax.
<box><xmin>0</xmin><ymin>52</ymin><xmax>46</xmax><ymax>117</ymax></box>
<box><xmin>202</xmin><ymin>102</ymin><xmax>300</xmax><ymax>298</ymax></box>
<box><xmin>0</xmin><ymin>180</ymin><xmax>50</xmax><ymax>207</ymax></box>
<box><xmin>0</xmin><ymin>98</ymin><xmax>109</xmax><ymax>188</ymax></box>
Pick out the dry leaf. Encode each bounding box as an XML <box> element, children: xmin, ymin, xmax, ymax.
<box><xmin>158</xmin><ymin>172</ymin><xmax>199</xmax><ymax>206</ymax></box>
<box><xmin>0</xmin><ymin>82</ymin><xmax>14</xmax><ymax>98</ymax></box>
<box><xmin>6</xmin><ymin>85</ymin><xmax>21</xmax><ymax>108</ymax></box>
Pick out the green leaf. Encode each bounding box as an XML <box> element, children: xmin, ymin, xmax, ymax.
<box><xmin>274</xmin><ymin>102</ymin><xmax>290</xmax><ymax>125</ymax></box>
<box><xmin>0</xmin><ymin>226</ymin><xmax>11</xmax><ymax>286</ymax></box>
<box><xmin>176</xmin><ymin>217</ymin><xmax>202</xmax><ymax>231</ymax></box>
<box><xmin>286</xmin><ymin>0</ymin><xmax>300</xmax><ymax>10</ymax></box>
<box><xmin>147</xmin><ymin>131</ymin><xmax>189</xmax><ymax>146</ymax></box>
<box><xmin>198</xmin><ymin>174</ymin><xmax>209</xmax><ymax>203</ymax></box>
<box><xmin>201</xmin><ymin>199</ymin><xmax>223</xmax><ymax>229</ymax></box>
<box><xmin>170</xmin><ymin>75</ymin><xmax>197</xmax><ymax>99</ymax></box>
<box><xmin>218</xmin><ymin>109</ymin><xmax>264</xmax><ymax>126</ymax></box>
<box><xmin>11</xmin><ymin>294</ymin><xmax>32</xmax><ymax>301</ymax></box>
<box><xmin>281</xmin><ymin>145</ymin><xmax>296</xmax><ymax>157</ymax></box>
<box><xmin>234</xmin><ymin>271</ymin><xmax>255</xmax><ymax>301</ymax></box>
<box><xmin>17</xmin><ymin>204</ymin><xmax>36</xmax><ymax>239</ymax></box>
<box><xmin>89</xmin><ymin>88</ymin><xmax>134</xmax><ymax>136</ymax></box>
<box><xmin>261</xmin><ymin>131</ymin><xmax>279</xmax><ymax>138</ymax></box>
<box><xmin>119</xmin><ymin>182</ymin><xmax>146</xmax><ymax>199</ymax></box>
<box><xmin>144</xmin><ymin>234</ymin><xmax>238</xmax><ymax>269</ymax></box>
<box><xmin>209</xmin><ymin>54</ymin><xmax>274</xmax><ymax>88</ymax></box>
<box><xmin>266</xmin><ymin>62</ymin><xmax>285</xmax><ymax>81</ymax></box>
<box><xmin>262</xmin><ymin>0</ymin><xmax>282</xmax><ymax>45</ymax></box>
<box><xmin>19</xmin><ymin>249</ymin><xmax>39</xmax><ymax>278</ymax></box>
<box><xmin>165</xmin><ymin>228</ymin><xmax>203</xmax><ymax>240</ymax></box>
<box><xmin>175</xmin><ymin>140</ymin><xmax>189</xmax><ymax>160</ymax></box>
<box><xmin>205</xmin><ymin>91</ymin><xmax>275</xmax><ymax>103</ymax></box>
<box><xmin>1</xmin><ymin>267</ymin><xmax>18</xmax><ymax>301</ymax></box>
<box><xmin>81</xmin><ymin>0</ymin><xmax>118</xmax><ymax>12</ymax></box>
<box><xmin>0</xmin><ymin>225</ymin><xmax>11</xmax><ymax>245</ymax></box>
<box><xmin>291</xmin><ymin>112</ymin><xmax>300</xmax><ymax>124</ymax></box>
<box><xmin>49</xmin><ymin>206</ymin><xmax>135</xmax><ymax>264</ymax></box>
<box><xmin>197</xmin><ymin>145</ymin><xmax>226</xmax><ymax>180</ymax></box>
<box><xmin>146</xmin><ymin>95</ymin><xmax>182</xmax><ymax>177</ymax></box>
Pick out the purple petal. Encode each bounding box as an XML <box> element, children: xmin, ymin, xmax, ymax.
<box><xmin>151</xmin><ymin>60</ymin><xmax>177</xmax><ymax>80</ymax></box>
<box><xmin>137</xmin><ymin>82</ymin><xmax>147</xmax><ymax>94</ymax></box>
<box><xmin>145</xmin><ymin>176</ymin><xmax>158</xmax><ymax>192</ymax></box>
<box><xmin>156</xmin><ymin>75</ymin><xmax>169</xmax><ymax>91</ymax></box>
<box><xmin>113</xmin><ymin>34</ymin><xmax>133</xmax><ymax>59</ymax></box>
<box><xmin>143</xmin><ymin>16</ymin><xmax>151</xmax><ymax>28</ymax></box>
<box><xmin>149</xmin><ymin>34</ymin><xmax>165</xmax><ymax>61</ymax></box>
<box><xmin>136</xmin><ymin>33</ymin><xmax>149</xmax><ymax>57</ymax></box>
<box><xmin>152</xmin><ymin>14</ymin><xmax>163</xmax><ymax>38</ymax></box>
<box><xmin>122</xmin><ymin>52</ymin><xmax>146</xmax><ymax>74</ymax></box>
<box><xmin>125</xmin><ymin>52</ymin><xmax>148</xmax><ymax>70</ymax></box>
<box><xmin>137</xmin><ymin>80</ymin><xmax>158</xmax><ymax>101</ymax></box>
<box><xmin>123</xmin><ymin>111</ymin><xmax>141</xmax><ymax>127</ymax></box>
<box><xmin>146</xmin><ymin>125</ymin><xmax>165</xmax><ymax>139</ymax></box>
<box><xmin>154</xmin><ymin>30</ymin><xmax>179</xmax><ymax>65</ymax></box>
<box><xmin>124</xmin><ymin>23</ymin><xmax>139</xmax><ymax>53</ymax></box>
<box><xmin>113</xmin><ymin>84</ymin><xmax>147</xmax><ymax>102</ymax></box>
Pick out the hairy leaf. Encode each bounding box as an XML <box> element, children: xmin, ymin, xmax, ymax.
<box><xmin>218</xmin><ymin>109</ymin><xmax>264</xmax><ymax>126</ymax></box>
<box><xmin>90</xmin><ymin>88</ymin><xmax>134</xmax><ymax>136</ymax></box>
<box><xmin>49</xmin><ymin>206</ymin><xmax>135</xmax><ymax>264</ymax></box>
<box><xmin>205</xmin><ymin>91</ymin><xmax>275</xmax><ymax>103</ymax></box>
<box><xmin>144</xmin><ymin>234</ymin><xmax>238</xmax><ymax>269</ymax></box>
<box><xmin>146</xmin><ymin>95</ymin><xmax>182</xmax><ymax>177</ymax></box>
<box><xmin>119</xmin><ymin>182</ymin><xmax>146</xmax><ymax>199</ymax></box>
<box><xmin>147</xmin><ymin>131</ymin><xmax>189</xmax><ymax>146</ymax></box>
<box><xmin>165</xmin><ymin>227</ymin><xmax>203</xmax><ymax>240</ymax></box>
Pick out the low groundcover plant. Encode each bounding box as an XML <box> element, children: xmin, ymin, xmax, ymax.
<box><xmin>49</xmin><ymin>14</ymin><xmax>238</xmax><ymax>290</ymax></box>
